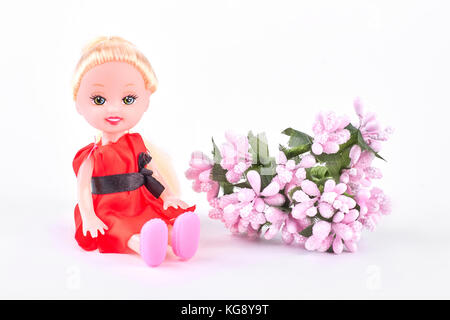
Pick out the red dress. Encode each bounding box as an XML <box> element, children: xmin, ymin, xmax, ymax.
<box><xmin>73</xmin><ymin>132</ymin><xmax>196</xmax><ymax>253</ymax></box>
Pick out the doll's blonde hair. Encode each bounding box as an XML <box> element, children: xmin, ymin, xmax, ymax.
<box><xmin>74</xmin><ymin>36</ymin><xmax>181</xmax><ymax>197</ymax></box>
<box><xmin>72</xmin><ymin>36</ymin><xmax>158</xmax><ymax>101</ymax></box>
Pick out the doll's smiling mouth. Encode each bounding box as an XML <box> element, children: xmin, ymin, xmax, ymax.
<box><xmin>105</xmin><ymin>117</ymin><xmax>123</xmax><ymax>125</ymax></box>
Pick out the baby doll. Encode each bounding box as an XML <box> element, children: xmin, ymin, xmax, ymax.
<box><xmin>71</xmin><ymin>36</ymin><xmax>200</xmax><ymax>267</ymax></box>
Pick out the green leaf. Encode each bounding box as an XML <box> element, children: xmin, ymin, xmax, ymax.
<box><xmin>234</xmin><ymin>181</ymin><xmax>251</xmax><ymax>188</ymax></box>
<box><xmin>308</xmin><ymin>166</ymin><xmax>329</xmax><ymax>180</ymax></box>
<box><xmin>299</xmin><ymin>224</ymin><xmax>313</xmax><ymax>237</ymax></box>
<box><xmin>248</xmin><ymin>131</ymin><xmax>258</xmax><ymax>163</ymax></box>
<box><xmin>340</xmin><ymin>124</ymin><xmax>358</xmax><ymax>151</ymax></box>
<box><xmin>281</xmin><ymin>128</ymin><xmax>314</xmax><ymax>147</ymax></box>
<box><xmin>279</xmin><ymin>144</ymin><xmax>311</xmax><ymax>159</ymax></box>
<box><xmin>261</xmin><ymin>169</ymin><xmax>277</xmax><ymax>190</ymax></box>
<box><xmin>280</xmin><ymin>128</ymin><xmax>313</xmax><ymax>159</ymax></box>
<box><xmin>356</xmin><ymin>130</ymin><xmax>386</xmax><ymax>161</ymax></box>
<box><xmin>211</xmin><ymin>163</ymin><xmax>228</xmax><ymax>182</ymax></box>
<box><xmin>345</xmin><ymin>123</ymin><xmax>386</xmax><ymax>161</ymax></box>
<box><xmin>211</xmin><ymin>137</ymin><xmax>222</xmax><ymax>164</ymax></box>
<box><xmin>248</xmin><ymin>131</ymin><xmax>271</xmax><ymax>166</ymax></box>
<box><xmin>210</xmin><ymin>161</ymin><xmax>235</xmax><ymax>195</ymax></box>
<box><xmin>305</xmin><ymin>166</ymin><xmax>333</xmax><ymax>187</ymax></box>
<box><xmin>374</xmin><ymin>153</ymin><xmax>386</xmax><ymax>161</ymax></box>
<box><xmin>221</xmin><ymin>182</ymin><xmax>234</xmax><ymax>195</ymax></box>
<box><xmin>345</xmin><ymin>123</ymin><xmax>359</xmax><ymax>135</ymax></box>
<box><xmin>245</xmin><ymin>131</ymin><xmax>277</xmax><ymax>190</ymax></box>
<box><xmin>315</xmin><ymin>146</ymin><xmax>351</xmax><ymax>182</ymax></box>
<box><xmin>257</xmin><ymin>132</ymin><xmax>271</xmax><ymax>166</ymax></box>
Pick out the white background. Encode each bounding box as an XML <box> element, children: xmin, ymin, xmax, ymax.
<box><xmin>0</xmin><ymin>0</ymin><xmax>449</xmax><ymax>299</ymax></box>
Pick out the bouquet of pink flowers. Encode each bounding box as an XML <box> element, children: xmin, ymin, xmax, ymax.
<box><xmin>185</xmin><ymin>99</ymin><xmax>393</xmax><ymax>254</ymax></box>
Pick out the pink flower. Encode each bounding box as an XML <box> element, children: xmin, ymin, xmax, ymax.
<box><xmin>219</xmin><ymin>131</ymin><xmax>253</xmax><ymax>183</ymax></box>
<box><xmin>340</xmin><ymin>145</ymin><xmax>382</xmax><ymax>194</ymax></box>
<box><xmin>356</xmin><ymin>187</ymin><xmax>391</xmax><ymax>231</ymax></box>
<box><xmin>218</xmin><ymin>193</ymin><xmax>247</xmax><ymax>232</ymax></box>
<box><xmin>273</xmin><ymin>151</ymin><xmax>297</xmax><ymax>189</ymax></box>
<box><xmin>192</xmin><ymin>103</ymin><xmax>392</xmax><ymax>254</ymax></box>
<box><xmin>305</xmin><ymin>220</ymin><xmax>363</xmax><ymax>254</ymax></box>
<box><xmin>311</xmin><ymin>111</ymin><xmax>351</xmax><ymax>155</ymax></box>
<box><xmin>263</xmin><ymin>207</ymin><xmax>288</xmax><ymax>240</ymax></box>
<box><xmin>299</xmin><ymin>154</ymin><xmax>317</xmax><ymax>168</ymax></box>
<box><xmin>222</xmin><ymin>198</ymin><xmax>261</xmax><ymax>238</ymax></box>
<box><xmin>291</xmin><ymin>180</ymin><xmax>321</xmax><ymax>219</ymax></box>
<box><xmin>281</xmin><ymin>215</ymin><xmax>310</xmax><ymax>245</ymax></box>
<box><xmin>243</xmin><ymin>170</ymin><xmax>286</xmax><ymax>206</ymax></box>
<box><xmin>185</xmin><ymin>151</ymin><xmax>219</xmax><ymax>201</ymax></box>
<box><xmin>273</xmin><ymin>152</ymin><xmax>316</xmax><ymax>192</ymax></box>
<box><xmin>208</xmin><ymin>193</ymin><xmax>239</xmax><ymax>221</ymax></box>
<box><xmin>222</xmin><ymin>200</ymin><xmax>265</xmax><ymax>236</ymax></box>
<box><xmin>354</xmin><ymin>98</ymin><xmax>393</xmax><ymax>153</ymax></box>
<box><xmin>220</xmin><ymin>170</ymin><xmax>285</xmax><ymax>236</ymax></box>
<box><xmin>301</xmin><ymin>179</ymin><xmax>361</xmax><ymax>254</ymax></box>
<box><xmin>318</xmin><ymin>179</ymin><xmax>357</xmax><ymax>221</ymax></box>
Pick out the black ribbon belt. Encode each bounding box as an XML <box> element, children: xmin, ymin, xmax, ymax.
<box><xmin>91</xmin><ymin>152</ymin><xmax>165</xmax><ymax>198</ymax></box>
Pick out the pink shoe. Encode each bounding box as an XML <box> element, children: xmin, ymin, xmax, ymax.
<box><xmin>140</xmin><ymin>219</ymin><xmax>168</xmax><ymax>267</ymax></box>
<box><xmin>171</xmin><ymin>212</ymin><xmax>200</xmax><ymax>260</ymax></box>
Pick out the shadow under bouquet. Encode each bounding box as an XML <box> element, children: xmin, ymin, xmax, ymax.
<box><xmin>186</xmin><ymin>99</ymin><xmax>393</xmax><ymax>254</ymax></box>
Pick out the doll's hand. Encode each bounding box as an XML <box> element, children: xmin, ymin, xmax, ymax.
<box><xmin>163</xmin><ymin>196</ymin><xmax>189</xmax><ymax>210</ymax></box>
<box><xmin>82</xmin><ymin>214</ymin><xmax>109</xmax><ymax>238</ymax></box>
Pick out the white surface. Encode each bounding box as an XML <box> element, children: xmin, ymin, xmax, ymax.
<box><xmin>0</xmin><ymin>0</ymin><xmax>449</xmax><ymax>299</ymax></box>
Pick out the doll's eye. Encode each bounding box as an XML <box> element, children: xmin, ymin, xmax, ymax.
<box><xmin>122</xmin><ymin>95</ymin><xmax>137</xmax><ymax>105</ymax></box>
<box><xmin>91</xmin><ymin>95</ymin><xmax>106</xmax><ymax>105</ymax></box>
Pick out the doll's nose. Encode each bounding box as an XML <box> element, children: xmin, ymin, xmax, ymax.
<box><xmin>106</xmin><ymin>103</ymin><xmax>121</xmax><ymax>112</ymax></box>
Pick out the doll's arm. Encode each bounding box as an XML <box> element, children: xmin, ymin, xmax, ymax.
<box><xmin>146</xmin><ymin>160</ymin><xmax>189</xmax><ymax>210</ymax></box>
<box><xmin>77</xmin><ymin>156</ymin><xmax>108</xmax><ymax>237</ymax></box>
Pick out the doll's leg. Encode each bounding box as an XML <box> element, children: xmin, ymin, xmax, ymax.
<box><xmin>128</xmin><ymin>226</ymin><xmax>173</xmax><ymax>253</ymax></box>
<box><xmin>128</xmin><ymin>218</ymin><xmax>168</xmax><ymax>267</ymax></box>
<box><xmin>127</xmin><ymin>234</ymin><xmax>140</xmax><ymax>253</ymax></box>
<box><xmin>170</xmin><ymin>212</ymin><xmax>200</xmax><ymax>260</ymax></box>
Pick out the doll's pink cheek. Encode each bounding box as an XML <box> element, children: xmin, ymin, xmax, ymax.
<box><xmin>77</xmin><ymin>104</ymin><xmax>104</xmax><ymax>126</ymax></box>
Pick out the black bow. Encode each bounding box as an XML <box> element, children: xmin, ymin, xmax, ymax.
<box><xmin>138</xmin><ymin>152</ymin><xmax>165</xmax><ymax>199</ymax></box>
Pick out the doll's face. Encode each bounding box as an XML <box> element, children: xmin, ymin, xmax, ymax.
<box><xmin>75</xmin><ymin>61</ymin><xmax>151</xmax><ymax>134</ymax></box>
